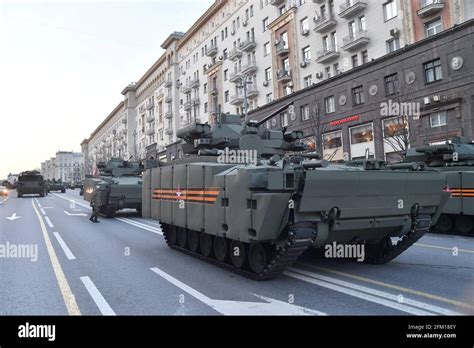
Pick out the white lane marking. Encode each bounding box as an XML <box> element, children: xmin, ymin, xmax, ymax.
<box><xmin>129</xmin><ymin>218</ymin><xmax>162</xmax><ymax>228</ymax></box>
<box><xmin>6</xmin><ymin>213</ymin><xmax>21</xmax><ymax>221</ymax></box>
<box><xmin>0</xmin><ymin>197</ymin><xmax>9</xmax><ymax>205</ymax></box>
<box><xmin>150</xmin><ymin>267</ymin><xmax>325</xmax><ymax>315</ymax></box>
<box><xmin>115</xmin><ymin>217</ymin><xmax>163</xmax><ymax>235</ymax></box>
<box><xmin>289</xmin><ymin>267</ymin><xmax>461</xmax><ymax>316</ymax></box>
<box><xmin>64</xmin><ymin>210</ymin><xmax>87</xmax><ymax>217</ymax></box>
<box><xmin>31</xmin><ymin>200</ymin><xmax>81</xmax><ymax>315</ymax></box>
<box><xmin>44</xmin><ymin>216</ymin><xmax>54</xmax><ymax>228</ymax></box>
<box><xmin>53</xmin><ymin>193</ymin><xmax>163</xmax><ymax>235</ymax></box>
<box><xmin>42</xmin><ymin>207</ymin><xmax>53</xmax><ymax>209</ymax></box>
<box><xmin>40</xmin><ymin>208</ymin><xmax>46</xmax><ymax>215</ymax></box>
<box><xmin>53</xmin><ymin>232</ymin><xmax>76</xmax><ymax>260</ymax></box>
<box><xmin>284</xmin><ymin>270</ymin><xmax>434</xmax><ymax>316</ymax></box>
<box><xmin>413</xmin><ymin>243</ymin><xmax>474</xmax><ymax>254</ymax></box>
<box><xmin>80</xmin><ymin>276</ymin><xmax>116</xmax><ymax>316</ymax></box>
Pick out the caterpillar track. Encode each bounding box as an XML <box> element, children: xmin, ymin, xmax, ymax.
<box><xmin>162</xmin><ymin>222</ymin><xmax>317</xmax><ymax>280</ymax></box>
<box><xmin>364</xmin><ymin>213</ymin><xmax>432</xmax><ymax>264</ymax></box>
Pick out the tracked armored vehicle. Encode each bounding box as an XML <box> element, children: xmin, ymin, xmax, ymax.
<box><xmin>142</xmin><ymin>105</ymin><xmax>450</xmax><ymax>280</ymax></box>
<box><xmin>83</xmin><ymin>158</ymin><xmax>143</xmax><ymax>217</ymax></box>
<box><xmin>405</xmin><ymin>137</ymin><xmax>474</xmax><ymax>235</ymax></box>
<box><xmin>47</xmin><ymin>179</ymin><xmax>66</xmax><ymax>193</ymax></box>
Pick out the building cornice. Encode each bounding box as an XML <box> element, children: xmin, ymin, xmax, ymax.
<box><xmin>161</xmin><ymin>32</ymin><xmax>185</xmax><ymax>49</ymax></box>
<box><xmin>268</xmin><ymin>6</ymin><xmax>297</xmax><ymax>31</ymax></box>
<box><xmin>89</xmin><ymin>101</ymin><xmax>125</xmax><ymax>140</ymax></box>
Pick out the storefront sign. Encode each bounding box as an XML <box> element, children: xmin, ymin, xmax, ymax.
<box><xmin>330</xmin><ymin>115</ymin><xmax>359</xmax><ymax>126</ymax></box>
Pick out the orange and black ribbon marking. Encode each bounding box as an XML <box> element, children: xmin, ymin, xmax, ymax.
<box><xmin>152</xmin><ymin>188</ymin><xmax>220</xmax><ymax>204</ymax></box>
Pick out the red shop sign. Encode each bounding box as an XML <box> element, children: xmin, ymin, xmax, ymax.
<box><xmin>329</xmin><ymin>115</ymin><xmax>360</xmax><ymax>126</ymax></box>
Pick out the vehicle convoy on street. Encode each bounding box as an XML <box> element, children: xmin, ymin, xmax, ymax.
<box><xmin>142</xmin><ymin>106</ymin><xmax>451</xmax><ymax>280</ymax></box>
<box><xmin>47</xmin><ymin>179</ymin><xmax>66</xmax><ymax>193</ymax></box>
<box><xmin>83</xmin><ymin>158</ymin><xmax>143</xmax><ymax>217</ymax></box>
<box><xmin>16</xmin><ymin>171</ymin><xmax>48</xmax><ymax>198</ymax></box>
<box><xmin>405</xmin><ymin>137</ymin><xmax>474</xmax><ymax>236</ymax></box>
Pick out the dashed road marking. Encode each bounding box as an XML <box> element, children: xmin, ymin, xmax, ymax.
<box><xmin>53</xmin><ymin>232</ymin><xmax>76</xmax><ymax>260</ymax></box>
<box><xmin>44</xmin><ymin>216</ymin><xmax>54</xmax><ymax>228</ymax></box>
<box><xmin>414</xmin><ymin>243</ymin><xmax>474</xmax><ymax>254</ymax></box>
<box><xmin>80</xmin><ymin>276</ymin><xmax>116</xmax><ymax>315</ymax></box>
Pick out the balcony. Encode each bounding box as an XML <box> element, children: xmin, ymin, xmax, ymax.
<box><xmin>182</xmin><ymin>83</ymin><xmax>192</xmax><ymax>94</ymax></box>
<box><xmin>183</xmin><ymin>101</ymin><xmax>192</xmax><ymax>111</ymax></box>
<box><xmin>275</xmin><ymin>42</ymin><xmax>289</xmax><ymax>56</ymax></box>
<box><xmin>247</xmin><ymin>87</ymin><xmax>259</xmax><ymax>99</ymax></box>
<box><xmin>338</xmin><ymin>0</ymin><xmax>367</xmax><ymax>18</ymax></box>
<box><xmin>192</xmin><ymin>97</ymin><xmax>200</xmax><ymax>105</ymax></box>
<box><xmin>313</xmin><ymin>0</ymin><xmax>325</xmax><ymax>3</ymax></box>
<box><xmin>229</xmin><ymin>47</ymin><xmax>243</xmax><ymax>60</ymax></box>
<box><xmin>341</xmin><ymin>30</ymin><xmax>370</xmax><ymax>51</ymax></box>
<box><xmin>270</xmin><ymin>0</ymin><xmax>285</xmax><ymax>5</ymax></box>
<box><xmin>241</xmin><ymin>60</ymin><xmax>257</xmax><ymax>75</ymax></box>
<box><xmin>239</xmin><ymin>37</ymin><xmax>257</xmax><ymax>52</ymax></box>
<box><xmin>316</xmin><ymin>47</ymin><xmax>340</xmax><ymax>63</ymax></box>
<box><xmin>146</xmin><ymin>114</ymin><xmax>155</xmax><ymax>123</ymax></box>
<box><xmin>313</xmin><ymin>14</ymin><xmax>337</xmax><ymax>33</ymax></box>
<box><xmin>417</xmin><ymin>0</ymin><xmax>444</xmax><ymax>17</ymax></box>
<box><xmin>165</xmin><ymin>128</ymin><xmax>173</xmax><ymax>135</ymax></box>
<box><xmin>165</xmin><ymin>110</ymin><xmax>173</xmax><ymax>119</ymax></box>
<box><xmin>209</xmin><ymin>87</ymin><xmax>218</xmax><ymax>95</ymax></box>
<box><xmin>139</xmin><ymin>105</ymin><xmax>146</xmax><ymax>114</ymax></box>
<box><xmin>146</xmin><ymin>101</ymin><xmax>154</xmax><ymax>110</ymax></box>
<box><xmin>230</xmin><ymin>93</ymin><xmax>244</xmax><ymax>106</ymax></box>
<box><xmin>229</xmin><ymin>69</ymin><xmax>243</xmax><ymax>83</ymax></box>
<box><xmin>277</xmin><ymin>70</ymin><xmax>292</xmax><ymax>83</ymax></box>
<box><xmin>146</xmin><ymin>127</ymin><xmax>155</xmax><ymax>136</ymax></box>
<box><xmin>165</xmin><ymin>96</ymin><xmax>173</xmax><ymax>104</ymax></box>
<box><xmin>164</xmin><ymin>78</ymin><xmax>173</xmax><ymax>88</ymax></box>
<box><xmin>190</xmin><ymin>78</ymin><xmax>200</xmax><ymax>89</ymax></box>
<box><xmin>206</xmin><ymin>44</ymin><xmax>218</xmax><ymax>57</ymax></box>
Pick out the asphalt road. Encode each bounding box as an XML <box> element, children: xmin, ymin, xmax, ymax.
<box><xmin>0</xmin><ymin>189</ymin><xmax>473</xmax><ymax>316</ymax></box>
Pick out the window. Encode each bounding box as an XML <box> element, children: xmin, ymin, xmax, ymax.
<box><xmin>266</xmin><ymin>93</ymin><xmax>273</xmax><ymax>103</ymax></box>
<box><xmin>383</xmin><ymin>0</ymin><xmax>397</xmax><ymax>21</ymax></box>
<box><xmin>301</xmin><ymin>105</ymin><xmax>310</xmax><ymax>121</ymax></box>
<box><xmin>302</xmin><ymin>46</ymin><xmax>311</xmax><ymax>62</ymax></box>
<box><xmin>386</xmin><ymin>38</ymin><xmax>400</xmax><ymax>53</ymax></box>
<box><xmin>425</xmin><ymin>18</ymin><xmax>442</xmax><ymax>37</ymax></box>
<box><xmin>280</xmin><ymin>112</ymin><xmax>289</xmax><ymax>126</ymax></box>
<box><xmin>424</xmin><ymin>58</ymin><xmax>442</xmax><ymax>83</ymax></box>
<box><xmin>203</xmin><ymin>83</ymin><xmax>208</xmax><ymax>94</ymax></box>
<box><xmin>283</xmin><ymin>84</ymin><xmax>292</xmax><ymax>96</ymax></box>
<box><xmin>265</xmin><ymin>67</ymin><xmax>272</xmax><ymax>81</ymax></box>
<box><xmin>323</xmin><ymin>131</ymin><xmax>343</xmax><ymax>150</ymax></box>
<box><xmin>325</xmin><ymin>67</ymin><xmax>332</xmax><ymax>78</ymax></box>
<box><xmin>263</xmin><ymin>17</ymin><xmax>269</xmax><ymax>31</ymax></box>
<box><xmin>384</xmin><ymin>73</ymin><xmax>398</xmax><ymax>96</ymax></box>
<box><xmin>361</xmin><ymin>50</ymin><xmax>368</xmax><ymax>64</ymax></box>
<box><xmin>325</xmin><ymin>96</ymin><xmax>335</xmax><ymax>113</ymax></box>
<box><xmin>300</xmin><ymin>17</ymin><xmax>309</xmax><ymax>32</ymax></box>
<box><xmin>352</xmin><ymin>54</ymin><xmax>359</xmax><ymax>68</ymax></box>
<box><xmin>282</xmin><ymin>57</ymin><xmax>290</xmax><ymax>72</ymax></box>
<box><xmin>333</xmin><ymin>63</ymin><xmax>340</xmax><ymax>75</ymax></box>
<box><xmin>430</xmin><ymin>112</ymin><xmax>447</xmax><ymax>128</ymax></box>
<box><xmin>224</xmin><ymin>91</ymin><xmax>229</xmax><ymax>102</ymax></box>
<box><xmin>383</xmin><ymin>116</ymin><xmax>408</xmax><ymax>137</ymax></box>
<box><xmin>250</xmin><ymin>5</ymin><xmax>254</xmax><ymax>17</ymax></box>
<box><xmin>358</xmin><ymin>15</ymin><xmax>366</xmax><ymax>31</ymax></box>
<box><xmin>223</xmin><ymin>49</ymin><xmax>228</xmax><ymax>59</ymax></box>
<box><xmin>350</xmin><ymin>124</ymin><xmax>374</xmax><ymax>144</ymax></box>
<box><xmin>204</xmin><ymin>102</ymin><xmax>208</xmax><ymax>113</ymax></box>
<box><xmin>224</xmin><ymin>69</ymin><xmax>228</xmax><ymax>81</ymax></box>
<box><xmin>299</xmin><ymin>0</ymin><xmax>306</xmax><ymax>5</ymax></box>
<box><xmin>303</xmin><ymin>75</ymin><xmax>312</xmax><ymax>87</ymax></box>
<box><xmin>281</xmin><ymin>31</ymin><xmax>288</xmax><ymax>48</ymax></box>
<box><xmin>352</xmin><ymin>86</ymin><xmax>364</xmax><ymax>105</ymax></box>
<box><xmin>264</xmin><ymin>42</ymin><xmax>271</xmax><ymax>56</ymax></box>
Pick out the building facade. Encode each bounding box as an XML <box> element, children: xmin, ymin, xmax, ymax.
<box><xmin>81</xmin><ymin>0</ymin><xmax>474</xmax><ymax>168</ymax></box>
<box><xmin>41</xmin><ymin>151</ymin><xmax>83</xmax><ymax>183</ymax></box>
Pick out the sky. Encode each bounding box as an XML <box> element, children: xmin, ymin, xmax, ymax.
<box><xmin>0</xmin><ymin>0</ymin><xmax>214</xmax><ymax>178</ymax></box>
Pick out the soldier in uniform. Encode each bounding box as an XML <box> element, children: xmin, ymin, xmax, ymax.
<box><xmin>89</xmin><ymin>186</ymin><xmax>101</xmax><ymax>223</ymax></box>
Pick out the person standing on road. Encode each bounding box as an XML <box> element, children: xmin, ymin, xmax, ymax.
<box><xmin>89</xmin><ymin>186</ymin><xmax>101</xmax><ymax>223</ymax></box>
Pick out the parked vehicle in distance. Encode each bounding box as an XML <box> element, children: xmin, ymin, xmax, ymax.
<box><xmin>47</xmin><ymin>179</ymin><xmax>66</xmax><ymax>193</ymax></box>
<box><xmin>17</xmin><ymin>171</ymin><xmax>48</xmax><ymax>198</ymax></box>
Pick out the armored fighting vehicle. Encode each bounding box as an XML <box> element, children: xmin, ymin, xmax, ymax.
<box><xmin>47</xmin><ymin>179</ymin><xmax>66</xmax><ymax>193</ymax></box>
<box><xmin>83</xmin><ymin>158</ymin><xmax>143</xmax><ymax>217</ymax></box>
<box><xmin>142</xmin><ymin>105</ymin><xmax>450</xmax><ymax>280</ymax></box>
<box><xmin>405</xmin><ymin>137</ymin><xmax>474</xmax><ymax>235</ymax></box>
<box><xmin>17</xmin><ymin>171</ymin><xmax>48</xmax><ymax>198</ymax></box>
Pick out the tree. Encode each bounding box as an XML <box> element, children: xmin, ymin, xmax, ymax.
<box><xmin>374</xmin><ymin>114</ymin><xmax>411</xmax><ymax>162</ymax></box>
<box><xmin>305</xmin><ymin>97</ymin><xmax>327</xmax><ymax>159</ymax></box>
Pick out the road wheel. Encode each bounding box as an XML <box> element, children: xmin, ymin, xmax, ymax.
<box><xmin>167</xmin><ymin>225</ymin><xmax>178</xmax><ymax>245</ymax></box>
<box><xmin>455</xmin><ymin>215</ymin><xmax>473</xmax><ymax>234</ymax></box>
<box><xmin>213</xmin><ymin>236</ymin><xmax>228</xmax><ymax>262</ymax></box>
<box><xmin>177</xmin><ymin>227</ymin><xmax>188</xmax><ymax>248</ymax></box>
<box><xmin>200</xmin><ymin>233</ymin><xmax>213</xmax><ymax>258</ymax></box>
<box><xmin>187</xmin><ymin>230</ymin><xmax>200</xmax><ymax>253</ymax></box>
<box><xmin>436</xmin><ymin>214</ymin><xmax>453</xmax><ymax>233</ymax></box>
<box><xmin>248</xmin><ymin>243</ymin><xmax>268</xmax><ymax>274</ymax></box>
<box><xmin>230</xmin><ymin>240</ymin><xmax>247</xmax><ymax>269</ymax></box>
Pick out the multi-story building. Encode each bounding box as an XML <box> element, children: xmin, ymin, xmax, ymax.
<box><xmin>81</xmin><ymin>0</ymin><xmax>474</xmax><ymax>165</ymax></box>
<box><xmin>40</xmin><ymin>151</ymin><xmax>83</xmax><ymax>183</ymax></box>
